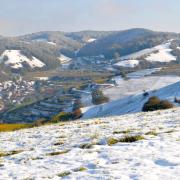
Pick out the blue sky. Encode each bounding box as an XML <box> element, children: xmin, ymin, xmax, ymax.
<box><xmin>0</xmin><ymin>0</ymin><xmax>179</xmax><ymax>36</ymax></box>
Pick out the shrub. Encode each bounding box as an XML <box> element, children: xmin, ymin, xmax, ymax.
<box><xmin>33</xmin><ymin>118</ymin><xmax>47</xmax><ymax>127</ymax></box>
<box><xmin>91</xmin><ymin>89</ymin><xmax>109</xmax><ymax>105</ymax></box>
<box><xmin>107</xmin><ymin>135</ymin><xmax>144</xmax><ymax>145</ymax></box>
<box><xmin>0</xmin><ymin>150</ymin><xmax>23</xmax><ymax>157</ymax></box>
<box><xmin>73</xmin><ymin>167</ymin><xmax>87</xmax><ymax>172</ymax></box>
<box><xmin>72</xmin><ymin>108</ymin><xmax>82</xmax><ymax>119</ymax></box>
<box><xmin>58</xmin><ymin>171</ymin><xmax>71</xmax><ymax>177</ymax></box>
<box><xmin>119</xmin><ymin>135</ymin><xmax>144</xmax><ymax>143</ymax></box>
<box><xmin>142</xmin><ymin>96</ymin><xmax>173</xmax><ymax>112</ymax></box>
<box><xmin>46</xmin><ymin>150</ymin><xmax>70</xmax><ymax>156</ymax></box>
<box><xmin>79</xmin><ymin>143</ymin><xmax>93</xmax><ymax>149</ymax></box>
<box><xmin>107</xmin><ymin>138</ymin><xmax>119</xmax><ymax>146</ymax></box>
<box><xmin>51</xmin><ymin>109</ymin><xmax>83</xmax><ymax>123</ymax></box>
<box><xmin>51</xmin><ymin>112</ymin><xmax>73</xmax><ymax>123</ymax></box>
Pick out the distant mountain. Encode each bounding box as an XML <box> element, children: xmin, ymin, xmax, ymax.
<box><xmin>78</xmin><ymin>28</ymin><xmax>180</xmax><ymax>58</ymax></box>
<box><xmin>0</xmin><ymin>28</ymin><xmax>180</xmax><ymax>77</ymax></box>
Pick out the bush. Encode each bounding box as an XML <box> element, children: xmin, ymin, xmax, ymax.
<box><xmin>72</xmin><ymin>108</ymin><xmax>82</xmax><ymax>119</ymax></box>
<box><xmin>142</xmin><ymin>96</ymin><xmax>174</xmax><ymax>112</ymax></box>
<box><xmin>33</xmin><ymin>118</ymin><xmax>47</xmax><ymax>126</ymax></box>
<box><xmin>51</xmin><ymin>109</ymin><xmax>82</xmax><ymax>123</ymax></box>
<box><xmin>91</xmin><ymin>89</ymin><xmax>109</xmax><ymax>105</ymax></box>
<box><xmin>51</xmin><ymin>112</ymin><xmax>73</xmax><ymax>123</ymax></box>
<box><xmin>107</xmin><ymin>135</ymin><xmax>144</xmax><ymax>145</ymax></box>
<box><xmin>119</xmin><ymin>135</ymin><xmax>144</xmax><ymax>143</ymax></box>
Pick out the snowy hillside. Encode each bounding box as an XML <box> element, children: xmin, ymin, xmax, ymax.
<box><xmin>0</xmin><ymin>108</ymin><xmax>180</xmax><ymax>179</ymax></box>
<box><xmin>82</xmin><ymin>81</ymin><xmax>180</xmax><ymax>119</ymax></box>
<box><xmin>145</xmin><ymin>42</ymin><xmax>176</xmax><ymax>62</ymax></box>
<box><xmin>0</xmin><ymin>50</ymin><xmax>45</xmax><ymax>69</ymax></box>
<box><xmin>115</xmin><ymin>59</ymin><xmax>139</xmax><ymax>68</ymax></box>
<box><xmin>58</xmin><ymin>54</ymin><xmax>72</xmax><ymax>69</ymax></box>
<box><xmin>59</xmin><ymin>54</ymin><xmax>71</xmax><ymax>64</ymax></box>
<box><xmin>32</xmin><ymin>38</ymin><xmax>56</xmax><ymax>46</ymax></box>
<box><xmin>115</xmin><ymin>41</ymin><xmax>176</xmax><ymax>67</ymax></box>
<box><xmin>104</xmin><ymin>74</ymin><xmax>180</xmax><ymax>101</ymax></box>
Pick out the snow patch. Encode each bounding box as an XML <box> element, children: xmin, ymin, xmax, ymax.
<box><xmin>1</xmin><ymin>50</ymin><xmax>45</xmax><ymax>69</ymax></box>
<box><xmin>35</xmin><ymin>77</ymin><xmax>49</xmax><ymax>81</ymax></box>
<box><xmin>47</xmin><ymin>41</ymin><xmax>56</xmax><ymax>46</ymax></box>
<box><xmin>33</xmin><ymin>38</ymin><xmax>56</xmax><ymax>46</ymax></box>
<box><xmin>115</xmin><ymin>59</ymin><xmax>139</xmax><ymax>68</ymax></box>
<box><xmin>59</xmin><ymin>54</ymin><xmax>72</xmax><ymax>69</ymax></box>
<box><xmin>86</xmin><ymin>38</ymin><xmax>97</xmax><ymax>43</ymax></box>
<box><xmin>59</xmin><ymin>54</ymin><xmax>71</xmax><ymax>64</ymax></box>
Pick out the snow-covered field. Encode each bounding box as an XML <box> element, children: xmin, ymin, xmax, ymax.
<box><xmin>83</xmin><ymin>81</ymin><xmax>180</xmax><ymax>119</ymax></box>
<box><xmin>104</xmin><ymin>75</ymin><xmax>180</xmax><ymax>101</ymax></box>
<box><xmin>0</xmin><ymin>50</ymin><xmax>45</xmax><ymax>69</ymax></box>
<box><xmin>0</xmin><ymin>108</ymin><xmax>180</xmax><ymax>179</ymax></box>
<box><xmin>127</xmin><ymin>68</ymin><xmax>162</xmax><ymax>78</ymax></box>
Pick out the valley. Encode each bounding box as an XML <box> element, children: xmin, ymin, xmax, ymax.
<box><xmin>1</xmin><ymin>1</ymin><xmax>180</xmax><ymax>179</ymax></box>
<box><xmin>0</xmin><ymin>28</ymin><xmax>180</xmax><ymax>124</ymax></box>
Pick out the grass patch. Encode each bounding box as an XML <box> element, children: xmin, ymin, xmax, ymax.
<box><xmin>0</xmin><ymin>150</ymin><xmax>23</xmax><ymax>157</ymax></box>
<box><xmin>31</xmin><ymin>157</ymin><xmax>44</xmax><ymax>160</ymax></box>
<box><xmin>119</xmin><ymin>135</ymin><xmax>144</xmax><ymax>143</ymax></box>
<box><xmin>113</xmin><ymin>129</ymin><xmax>131</xmax><ymax>134</ymax></box>
<box><xmin>145</xmin><ymin>131</ymin><xmax>158</xmax><ymax>136</ymax></box>
<box><xmin>58</xmin><ymin>171</ymin><xmax>71</xmax><ymax>177</ymax></box>
<box><xmin>47</xmin><ymin>150</ymin><xmax>70</xmax><ymax>156</ymax></box>
<box><xmin>107</xmin><ymin>135</ymin><xmax>144</xmax><ymax>146</ymax></box>
<box><xmin>79</xmin><ymin>143</ymin><xmax>94</xmax><ymax>149</ymax></box>
<box><xmin>107</xmin><ymin>138</ymin><xmax>119</xmax><ymax>146</ymax></box>
<box><xmin>74</xmin><ymin>166</ymin><xmax>87</xmax><ymax>172</ymax></box>
<box><xmin>54</xmin><ymin>141</ymin><xmax>64</xmax><ymax>146</ymax></box>
<box><xmin>164</xmin><ymin>130</ymin><xmax>174</xmax><ymax>134</ymax></box>
<box><xmin>0</xmin><ymin>124</ymin><xmax>32</xmax><ymax>132</ymax></box>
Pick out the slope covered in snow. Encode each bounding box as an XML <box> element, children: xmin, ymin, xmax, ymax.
<box><xmin>115</xmin><ymin>41</ymin><xmax>176</xmax><ymax>67</ymax></box>
<box><xmin>0</xmin><ymin>50</ymin><xmax>45</xmax><ymax>69</ymax></box>
<box><xmin>115</xmin><ymin>59</ymin><xmax>139</xmax><ymax>68</ymax></box>
<box><xmin>58</xmin><ymin>54</ymin><xmax>72</xmax><ymax>69</ymax></box>
<box><xmin>104</xmin><ymin>75</ymin><xmax>180</xmax><ymax>101</ymax></box>
<box><xmin>82</xmin><ymin>81</ymin><xmax>180</xmax><ymax>119</ymax></box>
<box><xmin>0</xmin><ymin>108</ymin><xmax>180</xmax><ymax>179</ymax></box>
<box><xmin>58</xmin><ymin>54</ymin><xmax>71</xmax><ymax>64</ymax></box>
<box><xmin>145</xmin><ymin>42</ymin><xmax>176</xmax><ymax>62</ymax></box>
